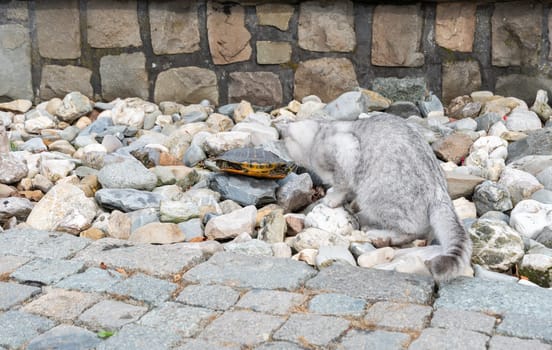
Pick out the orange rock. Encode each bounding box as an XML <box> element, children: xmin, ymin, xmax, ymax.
<box><xmin>80</xmin><ymin>228</ymin><xmax>106</xmax><ymax>240</ymax></box>
<box><xmin>19</xmin><ymin>190</ymin><xmax>44</xmax><ymax>202</ymax></box>
<box><xmin>158</xmin><ymin>152</ymin><xmax>182</xmax><ymax>166</ymax></box>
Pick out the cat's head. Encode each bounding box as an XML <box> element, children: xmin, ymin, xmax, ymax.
<box><xmin>278</xmin><ymin>119</ymin><xmax>319</xmax><ymax>167</ymax></box>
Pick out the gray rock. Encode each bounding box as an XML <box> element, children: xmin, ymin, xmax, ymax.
<box><xmin>308</xmin><ymin>293</ymin><xmax>366</xmax><ymax>317</ymax></box>
<box><xmin>306</xmin><ymin>263</ymin><xmax>434</xmax><ymax>304</ymax></box>
<box><xmin>96</xmin><ymin>324</ymin><xmax>181</xmax><ymax>350</ymax></box>
<box><xmin>178</xmin><ymin>218</ymin><xmax>204</xmax><ymax>241</ymax></box>
<box><xmin>276</xmin><ymin>173</ymin><xmax>313</xmax><ymax>212</ymax></box>
<box><xmin>372</xmin><ymin>77</ymin><xmax>427</xmax><ymax>103</ymax></box>
<box><xmin>475</xmin><ymin>112</ymin><xmax>502</xmax><ymax>132</ymax></box>
<box><xmin>338</xmin><ymin>329</ymin><xmax>411</xmax><ymax>350</ymax></box>
<box><xmin>350</xmin><ymin>242</ymin><xmax>376</xmax><ymax>258</ymax></box>
<box><xmin>176</xmin><ymin>284</ymin><xmax>240</xmax><ymax>311</ymax></box>
<box><xmin>22</xmin><ymin>288</ymin><xmax>100</xmax><ymax>322</ymax></box>
<box><xmin>0</xmin><ymin>228</ymin><xmax>90</xmax><ymax>259</ymax></box>
<box><xmin>430</xmin><ymin>308</ymin><xmax>497</xmax><ymax>334</ymax></box>
<box><xmin>473</xmin><ymin>180</ymin><xmax>513</xmax><ymax>215</ymax></box>
<box><xmin>79</xmin><ymin>299</ymin><xmax>147</xmax><ymax>331</ymax></box>
<box><xmin>0</xmin><ymin>281</ymin><xmax>41</xmax><ymax>311</ymax></box>
<box><xmin>98</xmin><ymin>158</ymin><xmax>158</xmax><ymax>191</ymax></box>
<box><xmin>20</xmin><ymin>137</ymin><xmax>47</xmax><ymax>152</ymax></box>
<box><xmin>95</xmin><ymin>188</ymin><xmax>162</xmax><ymax>212</ymax></box>
<box><xmin>537</xmin><ymin>166</ymin><xmax>552</xmax><ymax>190</ymax></box>
<box><xmin>322</xmin><ymin>91</ymin><xmax>367</xmax><ymax>121</ymax></box>
<box><xmin>56</xmin><ymin>91</ymin><xmax>93</xmax><ymax>123</ymax></box>
<box><xmin>0</xmin><ymin>311</ymin><xmax>55</xmax><ymax>349</ymax></box>
<box><xmin>0</xmin><ymin>196</ymin><xmax>33</xmax><ymax>223</ymax></box>
<box><xmin>316</xmin><ymin>245</ymin><xmax>356</xmax><ymax>267</ymax></box>
<box><xmin>184</xmin><ymin>252</ymin><xmax>317</xmax><ymax>290</ymax></box>
<box><xmin>418</xmin><ymin>93</ymin><xmax>444</xmax><ymax>118</ymax></box>
<box><xmin>10</xmin><ymin>258</ymin><xmax>84</xmax><ymax>285</ymax></box>
<box><xmin>273</xmin><ymin>313</ymin><xmax>350</xmax><ymax>347</ymax></box>
<box><xmin>0</xmin><ymin>153</ymin><xmax>28</xmax><ymax>184</ymax></box>
<box><xmin>519</xmin><ymin>254</ymin><xmax>552</xmax><ymax>287</ymax></box>
<box><xmin>26</xmin><ymin>325</ymin><xmax>100</xmax><ymax>350</ymax></box>
<box><xmin>385</xmin><ymin>101</ymin><xmax>421</xmax><ymax>118</ymax></box>
<box><xmin>498</xmin><ymin>167</ymin><xmax>543</xmax><ymax>206</ymax></box>
<box><xmin>409</xmin><ymin>328</ymin><xmax>489</xmax><ymax>350</ymax></box>
<box><xmin>496</xmin><ymin>312</ymin><xmax>552</xmax><ymax>343</ymax></box>
<box><xmin>108</xmin><ymin>273</ymin><xmax>177</xmax><ymax>305</ymax></box>
<box><xmin>159</xmin><ymin>200</ymin><xmax>200</xmax><ymax>223</ymax></box>
<box><xmin>535</xmin><ymin>227</ymin><xmax>552</xmax><ymax>248</ymax></box>
<box><xmin>210</xmin><ymin>173</ymin><xmax>278</xmax><ymax>207</ymax></box>
<box><xmin>236</xmin><ymin>289</ymin><xmax>305</xmax><ymax>315</ymax></box>
<box><xmin>55</xmin><ymin>267</ymin><xmax>124</xmax><ymax>293</ymax></box>
<box><xmin>199</xmin><ymin>311</ymin><xmax>285</xmax><ymax>346</ymax></box>
<box><xmin>532</xmin><ymin>189</ymin><xmax>552</xmax><ymax>204</ymax></box>
<box><xmin>364</xmin><ymin>301</ymin><xmax>432</xmax><ymax>331</ymax></box>
<box><xmin>507</xmin><ymin>128</ymin><xmax>552</xmax><ymax>163</ymax></box>
<box><xmin>479</xmin><ymin>211</ymin><xmax>510</xmax><ymax>224</ymax></box>
<box><xmin>224</xmin><ymin>239</ymin><xmax>273</xmax><ymax>256</ymax></box>
<box><xmin>205</xmin><ymin>205</ymin><xmax>256</xmax><ymax>240</ymax></box>
<box><xmin>489</xmin><ymin>335</ymin><xmax>552</xmax><ymax>350</ymax></box>
<box><xmin>126</xmin><ymin>207</ymin><xmax>160</xmax><ymax>232</ymax></box>
<box><xmin>254</xmin><ymin>342</ymin><xmax>306</xmax><ymax>350</ymax></box>
<box><xmin>183</xmin><ymin>143</ymin><xmax>206</xmax><ymax>167</ymax></box>
<box><xmin>139</xmin><ymin>302</ymin><xmax>216</xmax><ymax>338</ymax></box>
<box><xmin>506</xmin><ymin>110</ymin><xmax>542</xmax><ymax>132</ymax></box>
<box><xmin>445</xmin><ymin>172</ymin><xmax>485</xmax><ymax>200</ymax></box>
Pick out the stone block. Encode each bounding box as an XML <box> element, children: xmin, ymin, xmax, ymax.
<box><xmin>97</xmin><ymin>324</ymin><xmax>181</xmax><ymax>350</ymax></box>
<box><xmin>294</xmin><ymin>57</ymin><xmax>358</xmax><ymax>102</ymax></box>
<box><xmin>298</xmin><ymin>1</ymin><xmax>355</xmax><ymax>52</ymax></box>
<box><xmin>108</xmin><ymin>273</ymin><xmax>177</xmax><ymax>305</ymax></box>
<box><xmin>372</xmin><ymin>5</ymin><xmax>424</xmax><ymax>67</ymax></box>
<box><xmin>54</xmin><ymin>267</ymin><xmax>124</xmax><ymax>293</ymax></box>
<box><xmin>0</xmin><ymin>282</ymin><xmax>40</xmax><ymax>311</ymax></box>
<box><xmin>236</xmin><ymin>289</ymin><xmax>306</xmax><ymax>315</ymax></box>
<box><xmin>256</xmin><ymin>3</ymin><xmax>294</xmax><ymax>31</ymax></box>
<box><xmin>442</xmin><ymin>61</ymin><xmax>482</xmax><ymax>104</ymax></box>
<box><xmin>364</xmin><ymin>301</ymin><xmax>432</xmax><ymax>331</ymax></box>
<box><xmin>489</xmin><ymin>335</ymin><xmax>552</xmax><ymax>350</ymax></box>
<box><xmin>176</xmin><ymin>284</ymin><xmax>240</xmax><ymax>311</ymax></box>
<box><xmin>0</xmin><ymin>311</ymin><xmax>54</xmax><ymax>349</ymax></box>
<box><xmin>338</xmin><ymin>330</ymin><xmax>411</xmax><ymax>349</ymax></box>
<box><xmin>154</xmin><ymin>67</ymin><xmax>219</xmax><ymax>105</ymax></box>
<box><xmin>228</xmin><ymin>71</ymin><xmax>282</xmax><ymax>107</ymax></box>
<box><xmin>23</xmin><ymin>288</ymin><xmax>100</xmax><ymax>321</ymax></box>
<box><xmin>39</xmin><ymin>65</ymin><xmax>93</xmax><ymax>100</ymax></box>
<box><xmin>409</xmin><ymin>328</ymin><xmax>489</xmax><ymax>350</ymax></box>
<box><xmin>10</xmin><ymin>258</ymin><xmax>84</xmax><ymax>285</ymax></box>
<box><xmin>149</xmin><ymin>2</ymin><xmax>200</xmax><ymax>54</ymax></box>
<box><xmin>0</xmin><ymin>0</ymin><xmax>29</xmax><ymax>22</ymax></box>
<box><xmin>435</xmin><ymin>2</ymin><xmax>476</xmax><ymax>52</ymax></box>
<box><xmin>26</xmin><ymin>325</ymin><xmax>100</xmax><ymax>350</ymax></box>
<box><xmin>256</xmin><ymin>41</ymin><xmax>291</xmax><ymax>64</ymax></box>
<box><xmin>207</xmin><ymin>1</ymin><xmax>251</xmax><ymax>65</ymax></box>
<box><xmin>87</xmin><ymin>0</ymin><xmax>141</xmax><ymax>48</ymax></box>
<box><xmin>0</xmin><ymin>229</ymin><xmax>89</xmax><ymax>260</ymax></box>
<box><xmin>431</xmin><ymin>308</ymin><xmax>496</xmax><ymax>334</ymax></box>
<box><xmin>35</xmin><ymin>0</ymin><xmax>80</xmax><ymax>59</ymax></box>
<box><xmin>491</xmin><ymin>1</ymin><xmax>542</xmax><ymax>66</ymax></box>
<box><xmin>0</xmin><ymin>24</ymin><xmax>32</xmax><ymax>100</ymax></box>
<box><xmin>139</xmin><ymin>302</ymin><xmax>217</xmax><ymax>338</ymax></box>
<box><xmin>273</xmin><ymin>314</ymin><xmax>350</xmax><ymax>347</ymax></box>
<box><xmin>100</xmin><ymin>52</ymin><xmax>148</xmax><ymax>101</ymax></box>
<box><xmin>371</xmin><ymin>77</ymin><xmax>428</xmax><ymax>103</ymax></box>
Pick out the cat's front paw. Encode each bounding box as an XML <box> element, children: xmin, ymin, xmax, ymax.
<box><xmin>322</xmin><ymin>188</ymin><xmax>346</xmax><ymax>208</ymax></box>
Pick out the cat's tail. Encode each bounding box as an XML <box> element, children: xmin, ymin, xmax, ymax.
<box><xmin>426</xmin><ymin>199</ymin><xmax>473</xmax><ymax>281</ymax></box>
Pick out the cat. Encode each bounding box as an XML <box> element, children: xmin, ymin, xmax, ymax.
<box><xmin>280</xmin><ymin>113</ymin><xmax>472</xmax><ymax>280</ymax></box>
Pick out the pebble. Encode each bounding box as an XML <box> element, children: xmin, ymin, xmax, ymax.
<box><xmin>205</xmin><ymin>205</ymin><xmax>256</xmax><ymax>240</ymax></box>
<box><xmin>473</xmin><ymin>180</ymin><xmax>513</xmax><ymax>215</ymax></box>
<box><xmin>530</xmin><ymin>89</ymin><xmax>552</xmax><ymax>122</ymax></box>
<box><xmin>357</xmin><ymin>247</ymin><xmax>395</xmax><ymax>268</ymax></box>
<box><xmin>505</xmin><ymin>110</ymin><xmax>542</xmax><ymax>132</ymax></box>
<box><xmin>276</xmin><ymin>173</ymin><xmax>313</xmax><ymax>212</ymax></box>
<box><xmin>315</xmin><ymin>245</ymin><xmax>357</xmax><ymax>267</ymax></box>
<box><xmin>98</xmin><ymin>158</ymin><xmax>158</xmax><ymax>191</ymax></box>
<box><xmin>510</xmin><ymin>200</ymin><xmax>552</xmax><ymax>239</ymax></box>
<box><xmin>232</xmin><ymin>122</ymin><xmax>279</xmax><ymax>146</ymax></box>
<box><xmin>498</xmin><ymin>167</ymin><xmax>543</xmax><ymax>206</ymax></box>
<box><xmin>128</xmin><ymin>222</ymin><xmax>185</xmax><ymax>244</ymax></box>
<box><xmin>290</xmin><ymin>227</ymin><xmax>349</xmax><ymax>251</ymax></box>
<box><xmin>304</xmin><ymin>204</ymin><xmax>358</xmax><ymax>236</ymax></box>
<box><xmin>55</xmin><ymin>92</ymin><xmax>93</xmax><ymax>123</ymax></box>
<box><xmin>210</xmin><ymin>173</ymin><xmax>278</xmax><ymax>207</ymax></box>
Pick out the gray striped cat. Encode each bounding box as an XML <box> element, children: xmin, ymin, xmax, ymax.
<box><xmin>281</xmin><ymin>113</ymin><xmax>472</xmax><ymax>280</ymax></box>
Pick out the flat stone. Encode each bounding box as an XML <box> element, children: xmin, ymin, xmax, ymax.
<box><xmin>306</xmin><ymin>263</ymin><xmax>434</xmax><ymax>304</ymax></box>
<box><xmin>372</xmin><ymin>5</ymin><xmax>424</xmax><ymax>67</ymax></box>
<box><xmin>35</xmin><ymin>0</ymin><xmax>80</xmax><ymax>59</ymax></box>
<box><xmin>0</xmin><ymin>24</ymin><xmax>33</xmax><ymax>100</ymax></box>
<box><xmin>178</xmin><ymin>339</ymin><xmax>241</xmax><ymax>350</ymax></box>
<box><xmin>256</xmin><ymin>3</ymin><xmax>294</xmax><ymax>31</ymax></box>
<box><xmin>154</xmin><ymin>67</ymin><xmax>218</xmax><ymax>105</ymax></box>
<box><xmin>0</xmin><ymin>99</ymin><xmax>31</xmax><ymax>113</ymax></box>
<box><xmin>176</xmin><ymin>284</ymin><xmax>240</xmax><ymax>311</ymax></box>
<box><xmin>435</xmin><ymin>2</ymin><xmax>476</xmax><ymax>52</ymax></box>
<box><xmin>442</xmin><ymin>61</ymin><xmax>482</xmax><ymax>104</ymax></box>
<box><xmin>256</xmin><ymin>41</ymin><xmax>291</xmax><ymax>65</ymax></box>
<box><xmin>128</xmin><ymin>222</ymin><xmax>185</xmax><ymax>244</ymax></box>
<box><xmin>23</xmin><ymin>288</ymin><xmax>100</xmax><ymax>321</ymax></box>
<box><xmin>506</xmin><ymin>110</ymin><xmax>542</xmax><ymax>132</ymax></box>
<box><xmin>95</xmin><ymin>188</ymin><xmax>162</xmax><ymax>212</ymax></box>
<box><xmin>409</xmin><ymin>328</ymin><xmax>489</xmax><ymax>350</ymax></box>
<box><xmin>149</xmin><ymin>2</ymin><xmax>199</xmax><ymax>54</ymax></box>
<box><xmin>507</xmin><ymin>129</ymin><xmax>552</xmax><ymax>164</ymax></box>
<box><xmin>205</xmin><ymin>205</ymin><xmax>256</xmax><ymax>240</ymax></box>
<box><xmin>308</xmin><ymin>293</ymin><xmax>366</xmax><ymax>317</ymax></box>
<box><xmin>0</xmin><ymin>229</ymin><xmax>89</xmax><ymax>259</ymax></box>
<box><xmin>236</xmin><ymin>289</ymin><xmax>306</xmax><ymax>315</ymax></box>
<box><xmin>0</xmin><ymin>281</ymin><xmax>40</xmax><ymax>311</ymax></box>
<box><xmin>184</xmin><ymin>252</ymin><xmax>317</xmax><ymax>290</ymax></box>
<box><xmin>100</xmin><ymin>52</ymin><xmax>148</xmax><ymax>101</ymax></box>
<box><xmin>294</xmin><ymin>57</ymin><xmax>358</xmax><ymax>102</ymax></box>
<box><xmin>273</xmin><ymin>313</ymin><xmax>350</xmax><ymax>347</ymax></box>
<box><xmin>87</xmin><ymin>0</ymin><xmax>142</xmax><ymax>48</ymax></box>
<box><xmin>0</xmin><ymin>311</ymin><xmax>55</xmax><ymax>349</ymax></box>
<box><xmin>372</xmin><ymin>77</ymin><xmax>427</xmax><ymax>103</ymax></box>
<box><xmin>199</xmin><ymin>310</ymin><xmax>285</xmax><ymax>346</ymax></box>
<box><xmin>224</xmin><ymin>238</ymin><xmax>273</xmax><ymax>256</ymax></box>
<box><xmin>385</xmin><ymin>101</ymin><xmax>421</xmax><ymax>118</ymax></box>
<box><xmin>298</xmin><ymin>1</ymin><xmax>355</xmax><ymax>52</ymax></box>
<box><xmin>74</xmin><ymin>238</ymin><xmax>205</xmax><ymax>278</ymax></box>
<box><xmin>210</xmin><ymin>174</ymin><xmax>278</xmax><ymax>207</ymax></box>
<box><xmin>364</xmin><ymin>301</ymin><xmax>432</xmax><ymax>331</ymax></box>
<box><xmin>54</xmin><ymin>267</ymin><xmax>124</xmax><ymax>293</ymax></box>
<box><xmin>96</xmin><ymin>324</ymin><xmax>181</xmax><ymax>350</ymax></box>
<box><xmin>26</xmin><ymin>325</ymin><xmax>100</xmax><ymax>350</ymax></box>
<box><xmin>108</xmin><ymin>273</ymin><xmax>177</xmax><ymax>305</ymax></box>
<box><xmin>431</xmin><ymin>308</ymin><xmax>496</xmax><ymax>334</ymax></box>
<box><xmin>207</xmin><ymin>2</ymin><xmax>251</xmax><ymax>65</ymax></box>
<box><xmin>491</xmin><ymin>2</ymin><xmax>542</xmax><ymax>66</ymax></box>
<box><xmin>338</xmin><ymin>329</ymin><xmax>411</xmax><ymax>350</ymax></box>
<box><xmin>489</xmin><ymin>335</ymin><xmax>552</xmax><ymax>350</ymax></box>
<box><xmin>0</xmin><ymin>196</ymin><xmax>33</xmax><ymax>223</ymax></box>
<box><xmin>496</xmin><ymin>312</ymin><xmax>552</xmax><ymax>343</ymax></box>
<box><xmin>432</xmin><ymin>132</ymin><xmax>474</xmax><ymax>164</ymax></box>
<box><xmin>139</xmin><ymin>302</ymin><xmax>217</xmax><ymax>338</ymax></box>
<box><xmin>98</xmin><ymin>158</ymin><xmax>157</xmax><ymax>191</ymax></box>
<box><xmin>40</xmin><ymin>65</ymin><xmax>93</xmax><ymax>100</ymax></box>
<box><xmin>0</xmin><ymin>153</ymin><xmax>28</xmax><ymax>184</ymax></box>
<box><xmin>228</xmin><ymin>72</ymin><xmax>282</xmax><ymax>107</ymax></box>
<box><xmin>445</xmin><ymin>172</ymin><xmax>485</xmax><ymax>199</ymax></box>
<box><xmin>11</xmin><ymin>258</ymin><xmax>84</xmax><ymax>285</ymax></box>
<box><xmin>0</xmin><ymin>255</ymin><xmax>29</xmax><ymax>275</ymax></box>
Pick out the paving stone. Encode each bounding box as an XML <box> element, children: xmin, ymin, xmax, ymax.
<box><xmin>0</xmin><ymin>24</ymin><xmax>33</xmax><ymax>100</ymax></box>
<box><xmin>0</xmin><ymin>229</ymin><xmax>90</xmax><ymax>259</ymax></box>
<box><xmin>408</xmin><ymin>328</ymin><xmax>489</xmax><ymax>350</ymax></box>
<box><xmin>176</xmin><ymin>284</ymin><xmax>240</xmax><ymax>311</ymax></box>
<box><xmin>139</xmin><ymin>302</ymin><xmax>217</xmax><ymax>338</ymax></box>
<box><xmin>488</xmin><ymin>335</ymin><xmax>552</xmax><ymax>350</ymax></box>
<box><xmin>338</xmin><ymin>329</ymin><xmax>411</xmax><ymax>350</ymax></box>
<box><xmin>10</xmin><ymin>258</ymin><xmax>84</xmax><ymax>285</ymax></box>
<box><xmin>0</xmin><ymin>281</ymin><xmax>41</xmax><ymax>311</ymax></box>
<box><xmin>96</xmin><ymin>324</ymin><xmax>181</xmax><ymax>350</ymax></box>
<box><xmin>199</xmin><ymin>310</ymin><xmax>285</xmax><ymax>346</ymax></box>
<box><xmin>73</xmin><ymin>238</ymin><xmax>205</xmax><ymax>278</ymax></box>
<box><xmin>108</xmin><ymin>273</ymin><xmax>177</xmax><ymax>305</ymax></box>
<box><xmin>55</xmin><ymin>267</ymin><xmax>124</xmax><ymax>293</ymax></box>
<box><xmin>0</xmin><ymin>310</ymin><xmax>55</xmax><ymax>349</ymax></box>
<box><xmin>308</xmin><ymin>293</ymin><xmax>366</xmax><ymax>317</ymax></box>
<box><xmin>430</xmin><ymin>308</ymin><xmax>496</xmax><ymax>334</ymax></box>
<box><xmin>496</xmin><ymin>312</ymin><xmax>552</xmax><ymax>343</ymax></box>
<box><xmin>26</xmin><ymin>324</ymin><xmax>100</xmax><ymax>350</ymax></box>
<box><xmin>176</xmin><ymin>339</ymin><xmax>241</xmax><ymax>350</ymax></box>
<box><xmin>364</xmin><ymin>301</ymin><xmax>432</xmax><ymax>331</ymax></box>
<box><xmin>35</xmin><ymin>0</ymin><xmax>80</xmax><ymax>59</ymax></box>
<box><xmin>23</xmin><ymin>288</ymin><xmax>100</xmax><ymax>321</ymax></box>
<box><xmin>78</xmin><ymin>299</ymin><xmax>147</xmax><ymax>331</ymax></box>
<box><xmin>0</xmin><ymin>255</ymin><xmax>29</xmax><ymax>275</ymax></box>
<box><xmin>235</xmin><ymin>289</ymin><xmax>306</xmax><ymax>315</ymax></box>
<box><xmin>255</xmin><ymin>342</ymin><xmax>306</xmax><ymax>350</ymax></box>
<box><xmin>184</xmin><ymin>252</ymin><xmax>316</xmax><ymax>290</ymax></box>
<box><xmin>273</xmin><ymin>313</ymin><xmax>350</xmax><ymax>347</ymax></box>
<box><xmin>306</xmin><ymin>263</ymin><xmax>434</xmax><ymax>304</ymax></box>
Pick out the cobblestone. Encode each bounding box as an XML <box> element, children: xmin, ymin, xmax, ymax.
<box><xmin>10</xmin><ymin>258</ymin><xmax>84</xmax><ymax>285</ymax></box>
<box><xmin>26</xmin><ymin>325</ymin><xmax>100</xmax><ymax>350</ymax></box>
<box><xmin>308</xmin><ymin>292</ymin><xmax>366</xmax><ymax>317</ymax></box>
<box><xmin>54</xmin><ymin>267</ymin><xmax>124</xmax><ymax>292</ymax></box>
<box><xmin>0</xmin><ymin>282</ymin><xmax>40</xmax><ymax>310</ymax></box>
<box><xmin>22</xmin><ymin>288</ymin><xmax>100</xmax><ymax>322</ymax></box>
<box><xmin>338</xmin><ymin>329</ymin><xmax>411</xmax><ymax>349</ymax></box>
<box><xmin>107</xmin><ymin>273</ymin><xmax>177</xmax><ymax>305</ymax></box>
<box><xmin>430</xmin><ymin>308</ymin><xmax>496</xmax><ymax>334</ymax></box>
<box><xmin>408</xmin><ymin>328</ymin><xmax>489</xmax><ymax>350</ymax></box>
<box><xmin>273</xmin><ymin>313</ymin><xmax>350</xmax><ymax>347</ymax></box>
<box><xmin>78</xmin><ymin>299</ymin><xmax>147</xmax><ymax>331</ymax></box>
<box><xmin>235</xmin><ymin>289</ymin><xmax>305</xmax><ymax>315</ymax></box>
<box><xmin>0</xmin><ymin>311</ymin><xmax>55</xmax><ymax>349</ymax></box>
<box><xmin>176</xmin><ymin>284</ymin><xmax>240</xmax><ymax>311</ymax></box>
<box><xmin>364</xmin><ymin>301</ymin><xmax>433</xmax><ymax>331</ymax></box>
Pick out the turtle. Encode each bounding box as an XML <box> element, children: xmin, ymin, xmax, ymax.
<box><xmin>214</xmin><ymin>147</ymin><xmax>294</xmax><ymax>179</ymax></box>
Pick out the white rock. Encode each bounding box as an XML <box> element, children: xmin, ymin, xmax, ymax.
<box><xmin>0</xmin><ymin>99</ymin><xmax>32</xmax><ymax>113</ymax></box>
<box><xmin>489</xmin><ymin>146</ymin><xmax>508</xmax><ymax>160</ymax></box>
<box><xmin>315</xmin><ymin>245</ymin><xmax>357</xmax><ymax>267</ymax></box>
<box><xmin>55</xmin><ymin>92</ymin><xmax>93</xmax><ymax>123</ymax></box>
<box><xmin>203</xmin><ymin>131</ymin><xmax>252</xmax><ymax>156</ymax></box>
<box><xmin>304</xmin><ymin>204</ymin><xmax>358</xmax><ymax>236</ymax></box>
<box><xmin>232</xmin><ymin>122</ymin><xmax>279</xmax><ymax>146</ymax></box>
<box><xmin>243</xmin><ymin>112</ymin><xmax>272</xmax><ymax>126</ymax></box>
<box><xmin>322</xmin><ymin>91</ymin><xmax>365</xmax><ymax>121</ymax></box>
<box><xmin>357</xmin><ymin>247</ymin><xmax>395</xmax><ymax>268</ymax></box>
<box><xmin>536</xmin><ymin>166</ymin><xmax>552</xmax><ymax>191</ymax></box>
<box><xmin>290</xmin><ymin>227</ymin><xmax>349</xmax><ymax>251</ymax></box>
<box><xmin>233</xmin><ymin>100</ymin><xmax>254</xmax><ymax>122</ymax></box>
<box><xmin>204</xmin><ymin>205</ymin><xmax>256</xmax><ymax>240</ymax></box>
<box><xmin>272</xmin><ymin>242</ymin><xmax>292</xmax><ymax>258</ymax></box>
<box><xmin>373</xmin><ymin>255</ymin><xmax>432</xmax><ymax>277</ymax></box>
<box><xmin>488</xmin><ymin>121</ymin><xmax>508</xmax><ymax>137</ymax></box>
<box><xmin>24</xmin><ymin>116</ymin><xmax>55</xmax><ymax>134</ymax></box>
<box><xmin>470</xmin><ymin>136</ymin><xmax>508</xmax><ymax>156</ymax></box>
<box><xmin>453</xmin><ymin>197</ymin><xmax>477</xmax><ymax>220</ymax></box>
<box><xmin>40</xmin><ymin>157</ymin><xmax>76</xmax><ymax>182</ymax></box>
<box><xmin>155</xmin><ymin>114</ymin><xmax>173</xmax><ymax>127</ymax></box>
<box><xmin>292</xmin><ymin>248</ymin><xmax>318</xmax><ymax>266</ymax></box>
<box><xmin>505</xmin><ymin>110</ymin><xmax>542</xmax><ymax>132</ymax></box>
<box><xmin>296</xmin><ymin>101</ymin><xmax>326</xmax><ymax>120</ymax></box>
<box><xmin>498</xmin><ymin>167</ymin><xmax>544</xmax><ymax>206</ymax></box>
<box><xmin>510</xmin><ymin>199</ymin><xmax>552</xmax><ymax>239</ymax></box>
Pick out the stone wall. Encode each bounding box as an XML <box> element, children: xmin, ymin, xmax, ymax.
<box><xmin>0</xmin><ymin>0</ymin><xmax>551</xmax><ymax>107</ymax></box>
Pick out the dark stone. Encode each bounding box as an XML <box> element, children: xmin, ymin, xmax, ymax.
<box><xmin>507</xmin><ymin>128</ymin><xmax>552</xmax><ymax>164</ymax></box>
<box><xmin>209</xmin><ymin>173</ymin><xmax>278</xmax><ymax>207</ymax></box>
<box><xmin>385</xmin><ymin>101</ymin><xmax>421</xmax><ymax>118</ymax></box>
<box><xmin>475</xmin><ymin>113</ymin><xmax>502</xmax><ymax>132</ymax></box>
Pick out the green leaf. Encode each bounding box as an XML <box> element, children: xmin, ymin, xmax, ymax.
<box><xmin>97</xmin><ymin>330</ymin><xmax>115</xmax><ymax>339</ymax></box>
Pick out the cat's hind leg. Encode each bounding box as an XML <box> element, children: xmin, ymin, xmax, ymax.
<box><xmin>363</xmin><ymin>228</ymin><xmax>417</xmax><ymax>248</ymax></box>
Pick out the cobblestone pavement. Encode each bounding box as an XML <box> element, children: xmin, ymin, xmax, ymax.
<box><xmin>1</xmin><ymin>228</ymin><xmax>551</xmax><ymax>350</ymax></box>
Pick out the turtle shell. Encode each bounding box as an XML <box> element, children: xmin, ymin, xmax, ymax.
<box><xmin>215</xmin><ymin>147</ymin><xmax>293</xmax><ymax>179</ymax></box>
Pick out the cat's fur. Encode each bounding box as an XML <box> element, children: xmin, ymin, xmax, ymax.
<box><xmin>281</xmin><ymin>113</ymin><xmax>472</xmax><ymax>280</ymax></box>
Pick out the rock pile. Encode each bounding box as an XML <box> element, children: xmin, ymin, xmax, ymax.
<box><xmin>1</xmin><ymin>87</ymin><xmax>552</xmax><ymax>288</ymax></box>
